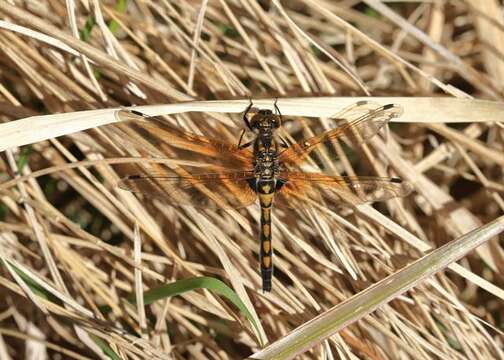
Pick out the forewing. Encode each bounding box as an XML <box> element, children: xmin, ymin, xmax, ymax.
<box><xmin>118</xmin><ymin>171</ymin><xmax>257</xmax><ymax>209</ymax></box>
<box><xmin>117</xmin><ymin>110</ymin><xmax>254</xmax><ymax>170</ymax></box>
<box><xmin>278</xmin><ymin>102</ymin><xmax>403</xmax><ymax>166</ymax></box>
<box><xmin>274</xmin><ymin>171</ymin><xmax>412</xmax><ymax>209</ymax></box>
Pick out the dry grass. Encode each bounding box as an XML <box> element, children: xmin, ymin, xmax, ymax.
<box><xmin>0</xmin><ymin>1</ymin><xmax>503</xmax><ymax>359</ymax></box>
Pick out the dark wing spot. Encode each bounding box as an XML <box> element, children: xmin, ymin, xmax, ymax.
<box><xmin>247</xmin><ymin>178</ymin><xmax>258</xmax><ymax>192</ymax></box>
<box><xmin>127</xmin><ymin>174</ymin><xmax>142</xmax><ymax>180</ymax></box>
<box><xmin>130</xmin><ymin>110</ymin><xmax>145</xmax><ymax>116</ymax></box>
<box><xmin>275</xmin><ymin>179</ymin><xmax>286</xmax><ymax>191</ymax></box>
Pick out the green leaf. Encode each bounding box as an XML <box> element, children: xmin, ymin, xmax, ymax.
<box><xmin>109</xmin><ymin>0</ymin><xmax>128</xmax><ymax>34</ymax></box>
<box><xmin>80</xmin><ymin>16</ymin><xmax>96</xmax><ymax>42</ymax></box>
<box><xmin>217</xmin><ymin>23</ymin><xmax>239</xmax><ymax>38</ymax></box>
<box><xmin>80</xmin><ymin>1</ymin><xmax>128</xmax><ymax>41</ymax></box>
<box><xmin>310</xmin><ymin>44</ymin><xmax>322</xmax><ymax>57</ymax></box>
<box><xmin>79</xmin><ymin>0</ymin><xmax>128</xmax><ymax>82</ymax></box>
<box><xmin>2</xmin><ymin>260</ymin><xmax>60</xmax><ymax>304</ymax></box>
<box><xmin>130</xmin><ymin>277</ymin><xmax>261</xmax><ymax>338</ymax></box>
<box><xmin>364</xmin><ymin>6</ymin><xmax>379</xmax><ymax>18</ymax></box>
<box><xmin>91</xmin><ymin>335</ymin><xmax>121</xmax><ymax>360</ymax></box>
<box><xmin>16</xmin><ymin>145</ymin><xmax>32</xmax><ymax>172</ymax></box>
<box><xmin>0</xmin><ymin>203</ymin><xmax>7</xmax><ymax>220</ymax></box>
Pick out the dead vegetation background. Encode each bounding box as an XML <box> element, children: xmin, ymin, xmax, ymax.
<box><xmin>0</xmin><ymin>0</ymin><xmax>503</xmax><ymax>359</ymax></box>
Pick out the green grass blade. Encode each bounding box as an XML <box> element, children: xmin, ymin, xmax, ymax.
<box><xmin>130</xmin><ymin>276</ymin><xmax>261</xmax><ymax>338</ymax></box>
<box><xmin>16</xmin><ymin>145</ymin><xmax>32</xmax><ymax>171</ymax></box>
<box><xmin>250</xmin><ymin>216</ymin><xmax>504</xmax><ymax>359</ymax></box>
<box><xmin>91</xmin><ymin>335</ymin><xmax>121</xmax><ymax>360</ymax></box>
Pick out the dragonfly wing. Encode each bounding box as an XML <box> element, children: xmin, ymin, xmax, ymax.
<box><xmin>117</xmin><ymin>110</ymin><xmax>254</xmax><ymax>170</ymax></box>
<box><xmin>273</xmin><ymin>176</ymin><xmax>324</xmax><ymax>209</ymax></box>
<box><xmin>274</xmin><ymin>171</ymin><xmax>412</xmax><ymax>209</ymax></box>
<box><xmin>118</xmin><ymin>171</ymin><xmax>257</xmax><ymax>209</ymax></box>
<box><xmin>278</xmin><ymin>102</ymin><xmax>403</xmax><ymax>166</ymax></box>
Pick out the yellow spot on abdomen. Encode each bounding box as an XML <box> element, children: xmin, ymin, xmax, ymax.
<box><xmin>262</xmin><ymin>208</ymin><xmax>270</xmax><ymax>221</ymax></box>
<box><xmin>262</xmin><ymin>256</ymin><xmax>271</xmax><ymax>268</ymax></box>
<box><xmin>260</xmin><ymin>194</ymin><xmax>273</xmax><ymax>207</ymax></box>
<box><xmin>261</xmin><ymin>184</ymin><xmax>272</xmax><ymax>193</ymax></box>
<box><xmin>262</xmin><ymin>240</ymin><xmax>271</xmax><ymax>253</ymax></box>
<box><xmin>263</xmin><ymin>224</ymin><xmax>271</xmax><ymax>238</ymax></box>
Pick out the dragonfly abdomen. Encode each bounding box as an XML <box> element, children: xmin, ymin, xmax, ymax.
<box><xmin>257</xmin><ymin>179</ymin><xmax>275</xmax><ymax>292</ymax></box>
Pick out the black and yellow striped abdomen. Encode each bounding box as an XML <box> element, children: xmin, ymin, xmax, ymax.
<box><xmin>257</xmin><ymin>179</ymin><xmax>275</xmax><ymax>292</ymax></box>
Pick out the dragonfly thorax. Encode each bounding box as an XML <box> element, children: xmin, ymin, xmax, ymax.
<box><xmin>253</xmin><ymin>128</ymin><xmax>280</xmax><ymax>180</ymax></box>
<box><xmin>255</xmin><ymin>147</ymin><xmax>279</xmax><ymax>178</ymax></box>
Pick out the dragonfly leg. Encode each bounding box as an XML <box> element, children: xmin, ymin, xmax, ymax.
<box><xmin>273</xmin><ymin>97</ymin><xmax>283</xmax><ymax>123</ymax></box>
<box><xmin>278</xmin><ymin>135</ymin><xmax>289</xmax><ymax>148</ymax></box>
<box><xmin>243</xmin><ymin>99</ymin><xmax>254</xmax><ymax>131</ymax></box>
<box><xmin>237</xmin><ymin>129</ymin><xmax>253</xmax><ymax>149</ymax></box>
<box><xmin>237</xmin><ymin>129</ymin><xmax>245</xmax><ymax>147</ymax></box>
<box><xmin>239</xmin><ymin>141</ymin><xmax>253</xmax><ymax>149</ymax></box>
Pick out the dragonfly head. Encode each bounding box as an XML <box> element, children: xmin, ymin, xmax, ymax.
<box><xmin>250</xmin><ymin>110</ymin><xmax>281</xmax><ymax>133</ymax></box>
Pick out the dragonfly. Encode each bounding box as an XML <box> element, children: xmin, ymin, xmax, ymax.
<box><xmin>117</xmin><ymin>100</ymin><xmax>412</xmax><ymax>292</ymax></box>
